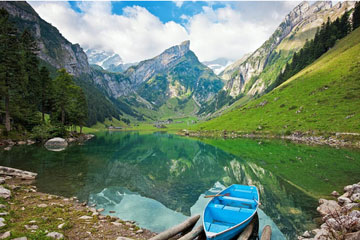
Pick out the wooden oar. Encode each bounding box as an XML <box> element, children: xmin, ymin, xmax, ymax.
<box><xmin>204</xmin><ymin>193</ymin><xmax>230</xmax><ymax>198</ymax></box>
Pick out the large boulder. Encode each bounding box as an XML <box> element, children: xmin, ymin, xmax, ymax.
<box><xmin>45</xmin><ymin>138</ymin><xmax>68</xmax><ymax>147</ymax></box>
<box><xmin>44</xmin><ymin>138</ymin><xmax>68</xmax><ymax>152</ymax></box>
<box><xmin>317</xmin><ymin>199</ymin><xmax>341</xmax><ymax>216</ymax></box>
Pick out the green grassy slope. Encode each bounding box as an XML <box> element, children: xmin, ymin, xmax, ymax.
<box><xmin>194</xmin><ymin>27</ymin><xmax>360</xmax><ymax>134</ymax></box>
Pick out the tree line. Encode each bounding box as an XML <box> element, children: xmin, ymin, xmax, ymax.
<box><xmin>0</xmin><ymin>8</ymin><xmax>87</xmax><ymax>139</ymax></box>
<box><xmin>268</xmin><ymin>3</ymin><xmax>360</xmax><ymax>92</ymax></box>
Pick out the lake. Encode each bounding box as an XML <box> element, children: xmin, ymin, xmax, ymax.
<box><xmin>1</xmin><ymin>131</ymin><xmax>360</xmax><ymax>239</ymax></box>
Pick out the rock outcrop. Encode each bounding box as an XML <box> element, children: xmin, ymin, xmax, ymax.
<box><xmin>299</xmin><ymin>182</ymin><xmax>360</xmax><ymax>240</ymax></box>
<box><xmin>0</xmin><ymin>1</ymin><xmax>91</xmax><ymax>77</ymax></box>
<box><xmin>220</xmin><ymin>1</ymin><xmax>354</xmax><ymax>98</ymax></box>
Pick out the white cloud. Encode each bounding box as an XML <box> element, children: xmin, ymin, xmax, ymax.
<box><xmin>29</xmin><ymin>1</ymin><xmax>299</xmax><ymax>63</ymax></box>
<box><xmin>173</xmin><ymin>1</ymin><xmax>184</xmax><ymax>8</ymax></box>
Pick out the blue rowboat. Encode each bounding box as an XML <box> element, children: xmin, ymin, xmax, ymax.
<box><xmin>203</xmin><ymin>184</ymin><xmax>260</xmax><ymax>240</ymax></box>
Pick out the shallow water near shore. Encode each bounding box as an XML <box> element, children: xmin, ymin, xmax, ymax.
<box><xmin>1</xmin><ymin>131</ymin><xmax>360</xmax><ymax>239</ymax></box>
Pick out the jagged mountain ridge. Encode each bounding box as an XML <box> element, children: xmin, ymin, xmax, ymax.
<box><xmin>0</xmin><ymin>1</ymin><xmax>223</xmax><ymax>122</ymax></box>
<box><xmin>220</xmin><ymin>1</ymin><xmax>354</xmax><ymax>97</ymax></box>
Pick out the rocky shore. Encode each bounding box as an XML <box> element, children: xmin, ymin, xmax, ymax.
<box><xmin>0</xmin><ymin>166</ymin><xmax>155</xmax><ymax>239</ymax></box>
<box><xmin>1</xmin><ymin>134</ymin><xmax>95</xmax><ymax>152</ymax></box>
<box><xmin>298</xmin><ymin>182</ymin><xmax>360</xmax><ymax>240</ymax></box>
<box><xmin>179</xmin><ymin>130</ymin><xmax>360</xmax><ymax>149</ymax></box>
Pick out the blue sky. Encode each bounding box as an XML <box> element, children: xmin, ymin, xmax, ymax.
<box><xmin>30</xmin><ymin>1</ymin><xmax>300</xmax><ymax>63</ymax></box>
<box><xmin>68</xmin><ymin>1</ymin><xmax>228</xmax><ymax>25</ymax></box>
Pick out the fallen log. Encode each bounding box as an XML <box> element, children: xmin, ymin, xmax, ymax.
<box><xmin>260</xmin><ymin>225</ymin><xmax>272</xmax><ymax>240</ymax></box>
<box><xmin>178</xmin><ymin>224</ymin><xmax>204</xmax><ymax>240</ymax></box>
<box><xmin>0</xmin><ymin>166</ymin><xmax>37</xmax><ymax>179</ymax></box>
<box><xmin>237</xmin><ymin>219</ymin><xmax>255</xmax><ymax>240</ymax></box>
<box><xmin>149</xmin><ymin>215</ymin><xmax>200</xmax><ymax>240</ymax></box>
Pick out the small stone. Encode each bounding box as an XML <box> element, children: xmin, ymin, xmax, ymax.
<box><xmin>0</xmin><ymin>222</ymin><xmax>6</xmax><ymax>227</ymax></box>
<box><xmin>302</xmin><ymin>231</ymin><xmax>311</xmax><ymax>238</ymax></box>
<box><xmin>79</xmin><ymin>216</ymin><xmax>92</xmax><ymax>220</ymax></box>
<box><xmin>46</xmin><ymin>232</ymin><xmax>64</xmax><ymax>239</ymax></box>
<box><xmin>12</xmin><ymin>237</ymin><xmax>27</xmax><ymax>240</ymax></box>
<box><xmin>136</xmin><ymin>229</ymin><xmax>144</xmax><ymax>234</ymax></box>
<box><xmin>24</xmin><ymin>224</ymin><xmax>38</xmax><ymax>230</ymax></box>
<box><xmin>0</xmin><ymin>178</ymin><xmax>5</xmax><ymax>184</ymax></box>
<box><xmin>29</xmin><ymin>220</ymin><xmax>36</xmax><ymax>224</ymax></box>
<box><xmin>81</xmin><ymin>202</ymin><xmax>87</xmax><ymax>206</ymax></box>
<box><xmin>111</xmin><ymin>222</ymin><xmax>122</xmax><ymax>226</ymax></box>
<box><xmin>58</xmin><ymin>223</ymin><xmax>65</xmax><ymax>229</ymax></box>
<box><xmin>344</xmin><ymin>185</ymin><xmax>353</xmax><ymax>192</ymax></box>
<box><xmin>338</xmin><ymin>196</ymin><xmax>352</xmax><ymax>205</ymax></box>
<box><xmin>345</xmin><ymin>231</ymin><xmax>360</xmax><ymax>240</ymax></box>
<box><xmin>98</xmin><ymin>215</ymin><xmax>106</xmax><ymax>220</ymax></box>
<box><xmin>97</xmin><ymin>208</ymin><xmax>104</xmax><ymax>212</ymax></box>
<box><xmin>129</xmin><ymin>227</ymin><xmax>134</xmax><ymax>231</ymax></box>
<box><xmin>331</xmin><ymin>191</ymin><xmax>340</xmax><ymax>197</ymax></box>
<box><xmin>351</xmin><ymin>193</ymin><xmax>360</xmax><ymax>202</ymax></box>
<box><xmin>109</xmin><ymin>210</ymin><xmax>116</xmax><ymax>213</ymax></box>
<box><xmin>349</xmin><ymin>210</ymin><xmax>360</xmax><ymax>218</ymax></box>
<box><xmin>0</xmin><ymin>231</ymin><xmax>10</xmax><ymax>239</ymax></box>
<box><xmin>90</xmin><ymin>204</ymin><xmax>96</xmax><ymax>207</ymax></box>
<box><xmin>116</xmin><ymin>238</ymin><xmax>133</xmax><ymax>240</ymax></box>
<box><xmin>0</xmin><ymin>187</ymin><xmax>11</xmax><ymax>199</ymax></box>
<box><xmin>92</xmin><ymin>212</ymin><xmax>99</xmax><ymax>216</ymax></box>
<box><xmin>4</xmin><ymin>147</ymin><xmax>11</xmax><ymax>151</ymax></box>
<box><xmin>0</xmin><ymin>204</ymin><xmax>5</xmax><ymax>209</ymax></box>
<box><xmin>37</xmin><ymin>203</ymin><xmax>48</xmax><ymax>208</ymax></box>
<box><xmin>0</xmin><ymin>212</ymin><xmax>8</xmax><ymax>216</ymax></box>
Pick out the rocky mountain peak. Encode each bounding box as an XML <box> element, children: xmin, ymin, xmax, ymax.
<box><xmin>126</xmin><ymin>41</ymin><xmax>193</xmax><ymax>85</ymax></box>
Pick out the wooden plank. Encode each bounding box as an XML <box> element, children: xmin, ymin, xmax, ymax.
<box><xmin>237</xmin><ymin>219</ymin><xmax>254</xmax><ymax>240</ymax></box>
<box><xmin>260</xmin><ymin>225</ymin><xmax>272</xmax><ymax>240</ymax></box>
<box><xmin>149</xmin><ymin>215</ymin><xmax>200</xmax><ymax>240</ymax></box>
<box><xmin>178</xmin><ymin>224</ymin><xmax>204</xmax><ymax>240</ymax></box>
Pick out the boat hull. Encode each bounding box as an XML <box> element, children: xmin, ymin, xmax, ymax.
<box><xmin>203</xmin><ymin>185</ymin><xmax>259</xmax><ymax>240</ymax></box>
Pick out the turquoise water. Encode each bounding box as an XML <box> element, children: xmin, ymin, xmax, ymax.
<box><xmin>1</xmin><ymin>131</ymin><xmax>359</xmax><ymax>239</ymax></box>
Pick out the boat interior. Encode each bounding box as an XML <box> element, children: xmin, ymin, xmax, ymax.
<box><xmin>204</xmin><ymin>186</ymin><xmax>258</xmax><ymax>234</ymax></box>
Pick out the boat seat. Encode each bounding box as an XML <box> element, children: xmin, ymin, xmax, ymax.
<box><xmin>207</xmin><ymin>222</ymin><xmax>231</xmax><ymax>232</ymax></box>
<box><xmin>233</xmin><ymin>189</ymin><xmax>253</xmax><ymax>194</ymax></box>
<box><xmin>209</xmin><ymin>203</ymin><xmax>225</xmax><ymax>209</ymax></box>
<box><xmin>220</xmin><ymin>196</ymin><xmax>256</xmax><ymax>208</ymax></box>
<box><xmin>223</xmin><ymin>206</ymin><xmax>241</xmax><ymax>211</ymax></box>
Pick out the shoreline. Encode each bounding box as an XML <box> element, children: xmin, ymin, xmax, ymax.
<box><xmin>298</xmin><ymin>182</ymin><xmax>360</xmax><ymax>240</ymax></box>
<box><xmin>178</xmin><ymin>130</ymin><xmax>360</xmax><ymax>149</ymax></box>
<box><xmin>0</xmin><ymin>166</ymin><xmax>156</xmax><ymax>240</ymax></box>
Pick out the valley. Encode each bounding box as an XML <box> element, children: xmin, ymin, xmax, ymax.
<box><xmin>1</xmin><ymin>1</ymin><xmax>360</xmax><ymax>239</ymax></box>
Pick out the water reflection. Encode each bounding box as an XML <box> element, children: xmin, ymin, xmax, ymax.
<box><xmin>0</xmin><ymin>131</ymin><xmax>336</xmax><ymax>239</ymax></box>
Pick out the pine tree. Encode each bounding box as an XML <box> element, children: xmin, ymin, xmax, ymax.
<box><xmin>39</xmin><ymin>66</ymin><xmax>52</xmax><ymax>122</ymax></box>
<box><xmin>353</xmin><ymin>2</ymin><xmax>360</xmax><ymax>30</ymax></box>
<box><xmin>52</xmin><ymin>69</ymin><xmax>74</xmax><ymax>125</ymax></box>
<box><xmin>0</xmin><ymin>8</ymin><xmax>22</xmax><ymax>132</ymax></box>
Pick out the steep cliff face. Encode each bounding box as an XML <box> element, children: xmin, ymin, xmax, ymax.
<box><xmin>125</xmin><ymin>40</ymin><xmax>191</xmax><ymax>86</ymax></box>
<box><xmin>220</xmin><ymin>1</ymin><xmax>353</xmax><ymax>97</ymax></box>
<box><xmin>0</xmin><ymin>1</ymin><xmax>91</xmax><ymax>77</ymax></box>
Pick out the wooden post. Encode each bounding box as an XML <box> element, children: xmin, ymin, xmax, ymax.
<box><xmin>260</xmin><ymin>225</ymin><xmax>272</xmax><ymax>240</ymax></box>
<box><xmin>178</xmin><ymin>224</ymin><xmax>204</xmax><ymax>240</ymax></box>
<box><xmin>149</xmin><ymin>215</ymin><xmax>200</xmax><ymax>240</ymax></box>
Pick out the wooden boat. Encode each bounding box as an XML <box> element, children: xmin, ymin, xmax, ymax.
<box><xmin>203</xmin><ymin>184</ymin><xmax>260</xmax><ymax>240</ymax></box>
